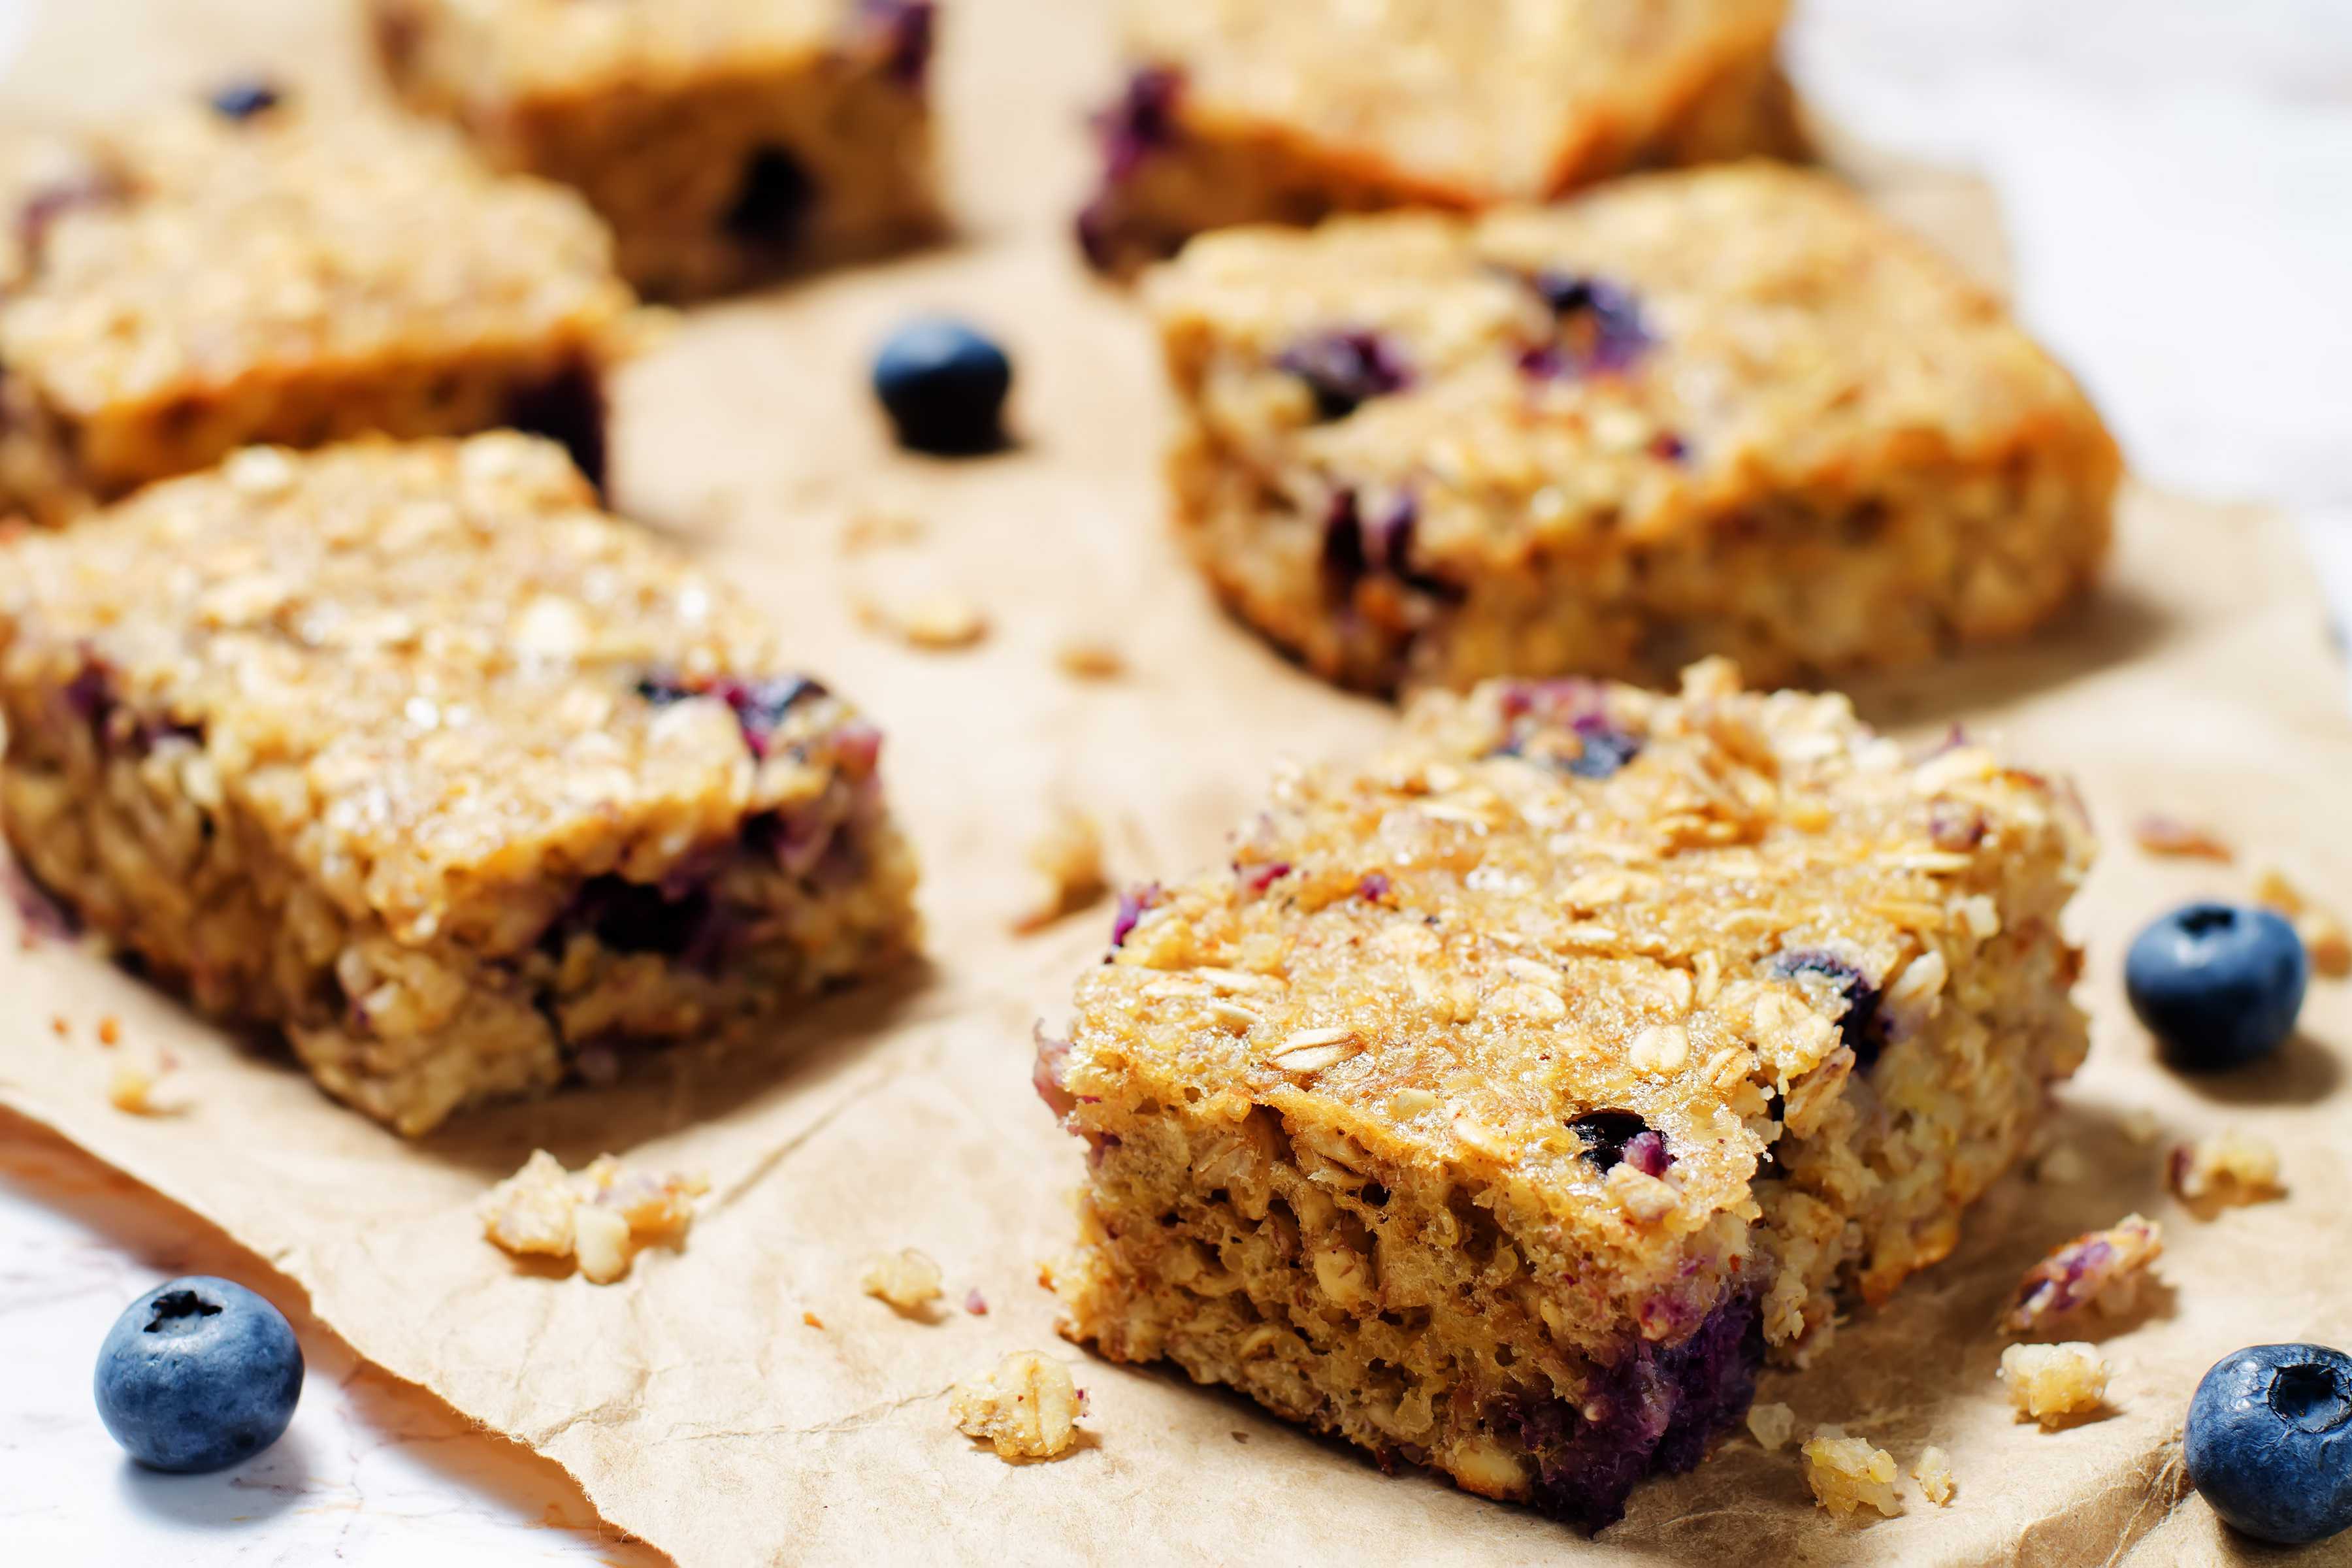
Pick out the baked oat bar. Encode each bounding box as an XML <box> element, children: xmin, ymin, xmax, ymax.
<box><xmin>1041</xmin><ymin>661</ymin><xmax>2090</xmax><ymax>1527</ymax></box>
<box><xmin>1077</xmin><ymin>0</ymin><xmax>1803</xmax><ymax>278</ymax></box>
<box><xmin>0</xmin><ymin>91</ymin><xmax>637</xmax><ymax>527</ymax></box>
<box><xmin>0</xmin><ymin>434</ymin><xmax>920</xmax><ymax>1135</ymax></box>
<box><xmin>1148</xmin><ymin>164</ymin><xmax>2121</xmax><ymax>694</ymax></box>
<box><xmin>370</xmin><ymin>0</ymin><xmax>940</xmax><ymax>300</ymax></box>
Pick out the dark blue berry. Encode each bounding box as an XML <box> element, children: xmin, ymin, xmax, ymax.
<box><xmin>2126</xmin><ymin>902</ymin><xmax>2308</xmax><ymax>1071</ymax></box>
<box><xmin>95</xmin><ymin>1277</ymin><xmax>302</xmax><ymax>1474</ymax></box>
<box><xmin>2187</xmin><ymin>1344</ymin><xmax>2352</xmax><ymax>1545</ymax></box>
<box><xmin>1520</xmin><ymin>271</ymin><xmax>1652</xmax><ymax>378</ymax></box>
<box><xmin>872</xmin><ymin>318</ymin><xmax>1013</xmax><ymax>455</ymax></box>
<box><xmin>1768</xmin><ymin>950</ymin><xmax>1889</xmax><ymax>1069</ymax></box>
<box><xmin>1571</xmin><ymin>1110</ymin><xmax>1669</xmax><ymax>1175</ymax></box>
<box><xmin>208</xmin><ymin>80</ymin><xmax>282</xmax><ymax>122</ymax></box>
<box><xmin>1276</xmin><ymin>331</ymin><xmax>1411</xmax><ymax>421</ymax></box>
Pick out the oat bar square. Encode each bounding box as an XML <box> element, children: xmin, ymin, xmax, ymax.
<box><xmin>1042</xmin><ymin>661</ymin><xmax>2090</xmax><ymax>1527</ymax></box>
<box><xmin>0</xmin><ymin>95</ymin><xmax>637</xmax><ymax>526</ymax></box>
<box><xmin>1146</xmin><ymin>165</ymin><xmax>2121</xmax><ymax>693</ymax></box>
<box><xmin>0</xmin><ymin>435</ymin><xmax>920</xmax><ymax>1134</ymax></box>
<box><xmin>370</xmin><ymin>0</ymin><xmax>941</xmax><ymax>301</ymax></box>
<box><xmin>1077</xmin><ymin>0</ymin><xmax>1804</xmax><ymax>277</ymax></box>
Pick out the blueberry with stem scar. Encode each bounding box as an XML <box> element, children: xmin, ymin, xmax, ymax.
<box><xmin>95</xmin><ymin>1277</ymin><xmax>303</xmax><ymax>1474</ymax></box>
<box><xmin>872</xmin><ymin>318</ymin><xmax>1013</xmax><ymax>455</ymax></box>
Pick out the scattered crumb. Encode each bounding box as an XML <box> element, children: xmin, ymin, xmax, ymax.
<box><xmin>2254</xmin><ymin>866</ymin><xmax>2352</xmax><ymax>978</ymax></box>
<box><xmin>2121</xmin><ymin>1108</ymin><xmax>2163</xmax><ymax>1145</ymax></box>
<box><xmin>2033</xmin><ymin>1144</ymin><xmax>2093</xmax><ymax>1184</ymax></box>
<box><xmin>858</xmin><ymin>589</ymin><xmax>988</xmax><ymax>650</ymax></box>
<box><xmin>106</xmin><ymin>1051</ymin><xmax>186</xmax><ymax>1117</ymax></box>
<box><xmin>1605</xmin><ymin>1163</ymin><xmax>1678</xmax><ymax>1224</ymax></box>
<box><xmin>1802</xmin><ymin>1426</ymin><xmax>1901</xmax><ymax>1518</ymax></box>
<box><xmin>860</xmin><ymin>1247</ymin><xmax>945</xmax><ymax>1311</ymax></box>
<box><xmin>50</xmin><ymin>1015</ymin><xmax>69</xmax><ymax>1039</ymax></box>
<box><xmin>1230</xmin><ymin>1430</ymin><xmax>1250</xmax><ymax>1445</ymax></box>
<box><xmin>2168</xmin><ymin>1128</ymin><xmax>2284</xmax><ymax>1207</ymax></box>
<box><xmin>802</xmin><ymin>1310</ymin><xmax>825</xmax><ymax>1330</ymax></box>
<box><xmin>2002</xmin><ymin>1213</ymin><xmax>2164</xmax><ymax>1333</ymax></box>
<box><xmin>1011</xmin><ymin>809</ymin><xmax>1110</xmax><ymax>933</ymax></box>
<box><xmin>480</xmin><ymin>1150</ymin><xmax>710</xmax><ymax>1284</ymax></box>
<box><xmin>97</xmin><ymin>1015</ymin><xmax>121</xmax><ymax>1046</ymax></box>
<box><xmin>964</xmin><ymin>1288</ymin><xmax>989</xmax><ymax>1316</ymax></box>
<box><xmin>1053</xmin><ymin>636</ymin><xmax>1125</xmax><ymax>681</ymax></box>
<box><xmin>1913</xmin><ymin>1445</ymin><xmax>1956</xmax><ymax>1505</ymax></box>
<box><xmin>950</xmin><ymin>1351</ymin><xmax>1085</xmax><ymax>1462</ymax></box>
<box><xmin>2130</xmin><ymin>814</ymin><xmax>2232</xmax><ymax>861</ymax></box>
<box><xmin>838</xmin><ymin>510</ymin><xmax>926</xmax><ymax>555</ymax></box>
<box><xmin>2000</xmin><ymin>1342</ymin><xmax>2110</xmax><ymax>1427</ymax></box>
<box><xmin>1746</xmin><ymin>1401</ymin><xmax>1797</xmax><ymax>1451</ymax></box>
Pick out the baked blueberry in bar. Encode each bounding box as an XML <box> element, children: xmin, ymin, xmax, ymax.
<box><xmin>1076</xmin><ymin>0</ymin><xmax>1803</xmax><ymax>278</ymax></box>
<box><xmin>1043</xmin><ymin>661</ymin><xmax>2090</xmax><ymax>1527</ymax></box>
<box><xmin>0</xmin><ymin>435</ymin><xmax>920</xmax><ymax>1134</ymax></box>
<box><xmin>369</xmin><ymin>0</ymin><xmax>941</xmax><ymax>301</ymax></box>
<box><xmin>0</xmin><ymin>91</ymin><xmax>638</xmax><ymax>527</ymax></box>
<box><xmin>1146</xmin><ymin>164</ymin><xmax>2122</xmax><ymax>694</ymax></box>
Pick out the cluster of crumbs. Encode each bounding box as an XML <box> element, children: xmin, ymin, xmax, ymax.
<box><xmin>2002</xmin><ymin>1214</ymin><xmax>2164</xmax><ymax>1334</ymax></box>
<box><xmin>106</xmin><ymin>1049</ymin><xmax>188</xmax><ymax>1117</ymax></box>
<box><xmin>1802</xmin><ymin>1428</ymin><xmax>1902</xmax><ymax>1519</ymax></box>
<box><xmin>2000</xmin><ymin>1343</ymin><xmax>2110</xmax><ymax>1428</ymax></box>
<box><xmin>1011</xmin><ymin>809</ymin><xmax>1111</xmax><ymax>933</ymax></box>
<box><xmin>2254</xmin><ymin>868</ymin><xmax>2352</xmax><ymax>978</ymax></box>
<box><xmin>2168</xmin><ymin>1128</ymin><xmax>2285</xmax><ymax>1207</ymax></box>
<box><xmin>950</xmin><ymin>1351</ymin><xmax>1086</xmax><ymax>1462</ymax></box>
<box><xmin>1913</xmin><ymin>1446</ymin><xmax>1957</xmax><ymax>1506</ymax></box>
<box><xmin>861</xmin><ymin>1248</ymin><xmax>945</xmax><ymax>1311</ymax></box>
<box><xmin>481</xmin><ymin>1151</ymin><xmax>709</xmax><ymax>1284</ymax></box>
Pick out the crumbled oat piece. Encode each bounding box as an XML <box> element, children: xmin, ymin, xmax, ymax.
<box><xmin>1054</xmin><ymin>636</ymin><xmax>1126</xmax><ymax>680</ymax></box>
<box><xmin>480</xmin><ymin>1149</ymin><xmax>708</xmax><ymax>1282</ymax></box>
<box><xmin>50</xmin><ymin>1015</ymin><xmax>69</xmax><ymax>1039</ymax></box>
<box><xmin>2121</xmin><ymin>1108</ymin><xmax>2163</xmax><ymax>1145</ymax></box>
<box><xmin>1011</xmin><ymin>809</ymin><xmax>1111</xmax><ymax>933</ymax></box>
<box><xmin>802</xmin><ymin>1310</ymin><xmax>825</xmax><ymax>1330</ymax></box>
<box><xmin>2168</xmin><ymin>1128</ymin><xmax>2284</xmax><ymax>1207</ymax></box>
<box><xmin>838</xmin><ymin>510</ymin><xmax>927</xmax><ymax>555</ymax></box>
<box><xmin>951</xmin><ymin>1351</ymin><xmax>1086</xmax><ymax>1462</ymax></box>
<box><xmin>2130</xmin><ymin>814</ymin><xmax>2232</xmax><ymax>861</ymax></box>
<box><xmin>105</xmin><ymin>1051</ymin><xmax>185</xmax><ymax>1116</ymax></box>
<box><xmin>2254</xmin><ymin>867</ymin><xmax>2352</xmax><ymax>978</ymax></box>
<box><xmin>861</xmin><ymin>1248</ymin><xmax>945</xmax><ymax>1311</ymax></box>
<box><xmin>1605</xmin><ymin>1162</ymin><xmax>1678</xmax><ymax>1224</ymax></box>
<box><xmin>1913</xmin><ymin>1445</ymin><xmax>1956</xmax><ymax>1505</ymax></box>
<box><xmin>1746</xmin><ymin>1401</ymin><xmax>1796</xmax><ymax>1451</ymax></box>
<box><xmin>860</xmin><ymin>589</ymin><xmax>990</xmax><ymax>650</ymax></box>
<box><xmin>1803</xmin><ymin>1427</ymin><xmax>1901</xmax><ymax>1518</ymax></box>
<box><xmin>2033</xmin><ymin>1143</ymin><xmax>2093</xmax><ymax>1184</ymax></box>
<box><xmin>2000</xmin><ymin>1341</ymin><xmax>2109</xmax><ymax>1427</ymax></box>
<box><xmin>2002</xmin><ymin>1213</ymin><xmax>2163</xmax><ymax>1333</ymax></box>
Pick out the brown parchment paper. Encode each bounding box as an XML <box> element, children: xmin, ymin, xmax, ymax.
<box><xmin>6</xmin><ymin>3</ymin><xmax>2352</xmax><ymax>1565</ymax></box>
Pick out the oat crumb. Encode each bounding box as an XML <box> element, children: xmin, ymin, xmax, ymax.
<box><xmin>838</xmin><ymin>510</ymin><xmax>926</xmax><ymax>555</ymax></box>
<box><xmin>2254</xmin><ymin>867</ymin><xmax>2352</xmax><ymax>977</ymax></box>
<box><xmin>2003</xmin><ymin>1213</ymin><xmax>2163</xmax><ymax>1333</ymax></box>
<box><xmin>2033</xmin><ymin>1143</ymin><xmax>2093</xmax><ymax>1184</ymax></box>
<box><xmin>1746</xmin><ymin>1401</ymin><xmax>1797</xmax><ymax>1451</ymax></box>
<box><xmin>2000</xmin><ymin>1341</ymin><xmax>2110</xmax><ymax>1427</ymax></box>
<box><xmin>1011</xmin><ymin>809</ymin><xmax>1110</xmax><ymax>932</ymax></box>
<box><xmin>860</xmin><ymin>1247</ymin><xmax>945</xmax><ymax>1311</ymax></box>
<box><xmin>951</xmin><ymin>1351</ymin><xmax>1085</xmax><ymax>1462</ymax></box>
<box><xmin>860</xmin><ymin>589</ymin><xmax>989</xmax><ymax>650</ymax></box>
<box><xmin>1913</xmin><ymin>1445</ymin><xmax>1956</xmax><ymax>1505</ymax></box>
<box><xmin>50</xmin><ymin>1015</ymin><xmax>69</xmax><ymax>1039</ymax></box>
<box><xmin>2120</xmin><ymin>1108</ymin><xmax>2163</xmax><ymax>1145</ymax></box>
<box><xmin>1802</xmin><ymin>1426</ymin><xmax>1902</xmax><ymax>1518</ymax></box>
<box><xmin>480</xmin><ymin>1150</ymin><xmax>710</xmax><ymax>1283</ymax></box>
<box><xmin>2131</xmin><ymin>814</ymin><xmax>2232</xmax><ymax>860</ymax></box>
<box><xmin>1054</xmin><ymin>636</ymin><xmax>1125</xmax><ymax>680</ymax></box>
<box><xmin>97</xmin><ymin>1015</ymin><xmax>122</xmax><ymax>1046</ymax></box>
<box><xmin>106</xmin><ymin>1052</ymin><xmax>186</xmax><ymax>1116</ymax></box>
<box><xmin>2168</xmin><ymin>1128</ymin><xmax>2284</xmax><ymax>1207</ymax></box>
<box><xmin>802</xmin><ymin>1310</ymin><xmax>825</xmax><ymax>1330</ymax></box>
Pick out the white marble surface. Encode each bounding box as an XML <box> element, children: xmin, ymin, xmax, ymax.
<box><xmin>0</xmin><ymin>2</ymin><xmax>2345</xmax><ymax>1564</ymax></box>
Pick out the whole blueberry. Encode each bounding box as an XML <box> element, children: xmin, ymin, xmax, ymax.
<box><xmin>871</xmin><ymin>318</ymin><xmax>1012</xmax><ymax>455</ymax></box>
<box><xmin>2187</xmin><ymin>1344</ymin><xmax>2352</xmax><ymax>1544</ymax></box>
<box><xmin>95</xmin><ymin>1277</ymin><xmax>303</xmax><ymax>1473</ymax></box>
<box><xmin>208</xmin><ymin>80</ymin><xmax>282</xmax><ymax>122</ymax></box>
<box><xmin>2125</xmin><ymin>902</ymin><xmax>2307</xmax><ymax>1070</ymax></box>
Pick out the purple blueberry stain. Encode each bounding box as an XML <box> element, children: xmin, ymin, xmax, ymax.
<box><xmin>1277</xmin><ymin>331</ymin><xmax>1411</xmax><ymax>421</ymax></box>
<box><xmin>1570</xmin><ymin>1109</ymin><xmax>1670</xmax><ymax>1176</ymax></box>
<box><xmin>1320</xmin><ymin>489</ymin><xmax>1369</xmax><ymax>591</ymax></box>
<box><xmin>1092</xmin><ymin>67</ymin><xmax>1183</xmax><ymax>184</ymax></box>
<box><xmin>1356</xmin><ymin>872</ymin><xmax>1392</xmax><ymax>903</ymax></box>
<box><xmin>1490</xmin><ymin>690</ymin><xmax>1644</xmax><ymax>781</ymax></box>
<box><xmin>16</xmin><ymin>171</ymin><xmax>123</xmax><ymax>270</ymax></box>
<box><xmin>636</xmin><ymin>672</ymin><xmax>828</xmax><ymax>760</ymax></box>
<box><xmin>1768</xmin><ymin>950</ymin><xmax>1888</xmax><ymax>1068</ymax></box>
<box><xmin>1520</xmin><ymin>271</ymin><xmax>1654</xmax><ymax>379</ymax></box>
<box><xmin>857</xmin><ymin>0</ymin><xmax>935</xmax><ymax>89</ymax></box>
<box><xmin>1236</xmin><ymin>860</ymin><xmax>1292</xmax><ymax>894</ymax></box>
<box><xmin>1108</xmin><ymin>883</ymin><xmax>1162</xmax><ymax>951</ymax></box>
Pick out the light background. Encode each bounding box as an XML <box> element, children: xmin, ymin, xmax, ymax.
<box><xmin>0</xmin><ymin>1</ymin><xmax>2344</xmax><ymax>1562</ymax></box>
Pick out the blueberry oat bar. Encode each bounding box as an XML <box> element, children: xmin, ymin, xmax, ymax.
<box><xmin>1149</xmin><ymin>164</ymin><xmax>2121</xmax><ymax>693</ymax></box>
<box><xmin>1041</xmin><ymin>661</ymin><xmax>2090</xmax><ymax>1526</ymax></box>
<box><xmin>0</xmin><ymin>92</ymin><xmax>638</xmax><ymax>527</ymax></box>
<box><xmin>1077</xmin><ymin>0</ymin><xmax>1802</xmax><ymax>277</ymax></box>
<box><xmin>0</xmin><ymin>435</ymin><xmax>919</xmax><ymax>1134</ymax></box>
<box><xmin>370</xmin><ymin>0</ymin><xmax>940</xmax><ymax>300</ymax></box>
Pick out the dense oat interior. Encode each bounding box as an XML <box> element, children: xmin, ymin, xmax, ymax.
<box><xmin>1047</xmin><ymin>662</ymin><xmax>2089</xmax><ymax>1525</ymax></box>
